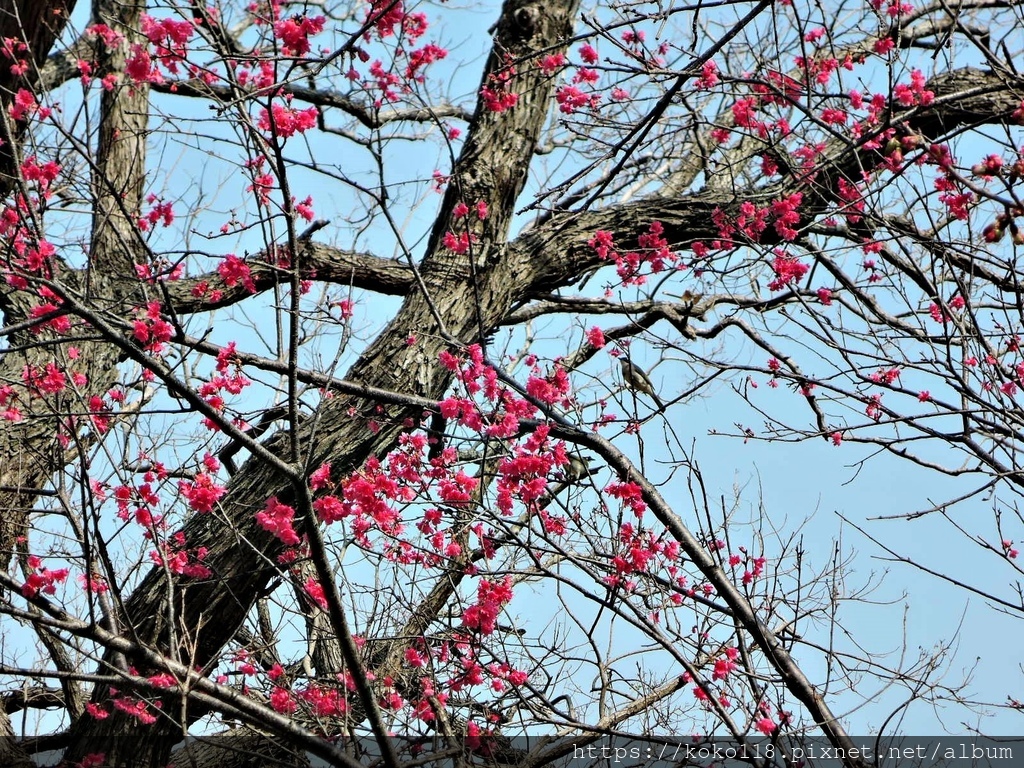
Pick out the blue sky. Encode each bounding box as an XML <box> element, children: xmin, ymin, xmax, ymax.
<box><xmin>9</xmin><ymin>0</ymin><xmax>1022</xmax><ymax>751</ymax></box>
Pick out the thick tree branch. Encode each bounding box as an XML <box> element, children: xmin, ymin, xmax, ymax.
<box><xmin>0</xmin><ymin>0</ymin><xmax>75</xmax><ymax>192</ymax></box>
<box><xmin>164</xmin><ymin>239</ymin><xmax>415</xmax><ymax>313</ymax></box>
<box><xmin>512</xmin><ymin>67</ymin><xmax>1024</xmax><ymax>296</ymax></box>
<box><xmin>62</xmin><ymin>0</ymin><xmax>583</xmax><ymax>763</ymax></box>
<box><xmin>4</xmin><ymin>1</ymin><xmax>1023</xmax><ymax>763</ymax></box>
<box><xmin>150</xmin><ymin>77</ymin><xmax>474</xmax><ymax>129</ymax></box>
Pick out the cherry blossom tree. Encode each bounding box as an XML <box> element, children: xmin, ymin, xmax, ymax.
<box><xmin>0</xmin><ymin>0</ymin><xmax>1022</xmax><ymax>765</ymax></box>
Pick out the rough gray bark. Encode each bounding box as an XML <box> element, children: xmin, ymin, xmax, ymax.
<box><xmin>0</xmin><ymin>0</ymin><xmax>79</xmax><ymax>568</ymax></box>
<box><xmin>58</xmin><ymin>59</ymin><xmax>1024</xmax><ymax>767</ymax></box>
<box><xmin>0</xmin><ymin>0</ymin><xmax>75</xmax><ymax>185</ymax></box>
<box><xmin>0</xmin><ymin>709</ymin><xmax>35</xmax><ymax>768</ymax></box>
<box><xmin>0</xmin><ymin>3</ymin><xmax>79</xmax><ymax>765</ymax></box>
<box><xmin>0</xmin><ymin>1</ymin><xmax>151</xmax><ymax>765</ymax></box>
<box><xmin>2</xmin><ymin>0</ymin><xmax>1023</xmax><ymax>764</ymax></box>
<box><xmin>60</xmin><ymin>0</ymin><xmax>582</xmax><ymax>764</ymax></box>
<box><xmin>170</xmin><ymin>729</ymin><xmax>311</xmax><ymax>768</ymax></box>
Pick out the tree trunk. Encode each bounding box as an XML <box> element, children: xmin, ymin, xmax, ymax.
<box><xmin>60</xmin><ymin>0</ymin><xmax>581</xmax><ymax>763</ymax></box>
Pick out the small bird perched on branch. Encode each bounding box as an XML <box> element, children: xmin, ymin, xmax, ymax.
<box><xmin>565</xmin><ymin>454</ymin><xmax>594</xmax><ymax>483</ymax></box>
<box><xmin>619</xmin><ymin>357</ymin><xmax>666</xmax><ymax>410</ymax></box>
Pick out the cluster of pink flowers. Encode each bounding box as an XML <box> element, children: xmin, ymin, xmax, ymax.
<box><xmin>405</xmin><ymin>43</ymin><xmax>447</xmax><ymax>81</ymax></box>
<box><xmin>588</xmin><ymin>221</ymin><xmax>679</xmax><ymax>286</ymax></box>
<box><xmin>365</xmin><ymin>0</ymin><xmax>426</xmax><ymax>41</ymax></box>
<box><xmin>451</xmin><ymin>199</ymin><xmax>488</xmax><ymax>220</ymax></box>
<box><xmin>257</xmin><ymin>103</ymin><xmax>318</xmax><ymax>139</ymax></box>
<box><xmin>270</xmin><ymin>686</ymin><xmax>297</xmax><ymax>713</ymax></box>
<box><xmin>462</xmin><ymin>576</ymin><xmax>514</xmax><ymax>635</ymax></box>
<box><xmin>217</xmin><ymin>254</ymin><xmax>257</xmax><ymax>293</ymax></box>
<box><xmin>245</xmin><ymin>159</ymin><xmax>276</xmax><ymax>207</ymax></box>
<box><xmin>193</xmin><ymin>343</ymin><xmax>251</xmax><ymax>431</ymax></box>
<box><xmin>124</xmin><ymin>15</ymin><xmax>196</xmax><ymax>85</ymax></box>
<box><xmin>493</xmin><ymin>425</ymin><xmax>564</xmax><ymax>515</ymax></box>
<box><xmin>8</xmin><ymin>88</ymin><xmax>47</xmax><ymax>121</ymax></box>
<box><xmin>480</xmin><ymin>58</ymin><xmax>518</xmax><ymax>113</ymax></box>
<box><xmin>132</xmin><ymin>302</ymin><xmax>175</xmax><ymax>353</ymax></box>
<box><xmin>442</xmin><ymin>230</ymin><xmax>474</xmax><ymax>254</ymax></box>
<box><xmin>178</xmin><ymin>455</ymin><xmax>227</xmax><ymax>513</ymax></box>
<box><xmin>525</xmin><ymin>363</ymin><xmax>572</xmax><ymax>406</ymax></box>
<box><xmin>114</xmin><ymin>695</ymin><xmax>161</xmax><ymax>725</ymax></box>
<box><xmin>345</xmin><ymin>1</ymin><xmax>447</xmax><ymax>104</ymax></box>
<box><xmin>409</xmin><ymin>677</ymin><xmax>448</xmax><ymax>721</ymax></box>
<box><xmin>22</xmin><ymin>361</ymin><xmax>73</xmax><ymax>396</ymax></box>
<box><xmin>150</xmin><ymin>532</ymin><xmax>212</xmax><ymax>579</ymax></box>
<box><xmin>255</xmin><ymin>496</ymin><xmax>302</xmax><ymax>546</ymax></box>
<box><xmin>695</xmin><ymin>60</ymin><xmax>719</xmax><ymax>89</ymax></box>
<box><xmin>609</xmin><ymin>522</ymin><xmax>682</xmax><ymax>585</ymax></box>
<box><xmin>19</xmin><ymin>155</ymin><xmax>60</xmax><ymax>192</ymax></box>
<box><xmin>21</xmin><ymin>555</ymin><xmax>69</xmax><ymax>598</ymax></box>
<box><xmin>315</xmin><ymin>454</ymin><xmax>409</xmax><ymax>542</ymax></box>
<box><xmin>771</xmin><ymin>193</ymin><xmax>803</xmax><ymax>240</ymax></box>
<box><xmin>0</xmin><ymin>384</ymin><xmax>19</xmax><ymax>422</ymax></box>
<box><xmin>138</xmin><ymin>194</ymin><xmax>175</xmax><ymax>231</ymax></box>
<box><xmin>712</xmin><ymin>647</ymin><xmax>741</xmax><ymax>680</ymax></box>
<box><xmin>438</xmin><ymin>344</ymin><xmax>538</xmax><ymax>439</ymax></box>
<box><xmin>893</xmin><ymin>69</ymin><xmax>934</xmax><ymax>107</ymax></box>
<box><xmin>870</xmin><ymin>367</ymin><xmax>901</xmax><ymax>385</ymax></box>
<box><xmin>297</xmin><ymin>682</ymin><xmax>348</xmax><ymax>716</ymax></box>
<box><xmin>0</xmin><ymin>36</ymin><xmax>30</xmax><ymax>76</ymax></box>
<box><xmin>141</xmin><ymin>15</ymin><xmax>193</xmax><ymax>69</ymax></box>
<box><xmin>767</xmin><ymin>251</ymin><xmax>809</xmax><ymax>291</ymax></box>
<box><xmin>273</xmin><ymin>14</ymin><xmax>325</xmax><ymax>56</ymax></box>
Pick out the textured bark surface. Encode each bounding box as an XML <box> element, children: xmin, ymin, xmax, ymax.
<box><xmin>2</xmin><ymin>0</ymin><xmax>1023</xmax><ymax>763</ymax></box>
<box><xmin>170</xmin><ymin>729</ymin><xmax>311</xmax><ymax>768</ymax></box>
<box><xmin>0</xmin><ymin>0</ymin><xmax>79</xmax><ymax>563</ymax></box>
<box><xmin>0</xmin><ymin>1</ymin><xmax>151</xmax><ymax>764</ymax></box>
<box><xmin>0</xmin><ymin>0</ymin><xmax>75</xmax><ymax>185</ymax></box>
<box><xmin>59</xmin><ymin>60</ymin><xmax>1024</xmax><ymax>766</ymax></box>
<box><xmin>0</xmin><ymin>709</ymin><xmax>35</xmax><ymax>768</ymax></box>
<box><xmin>60</xmin><ymin>0</ymin><xmax>582</xmax><ymax>764</ymax></box>
<box><xmin>0</xmin><ymin>0</ymin><xmax>150</xmax><ymax>559</ymax></box>
<box><xmin>0</xmin><ymin>6</ymin><xmax>79</xmax><ymax>764</ymax></box>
